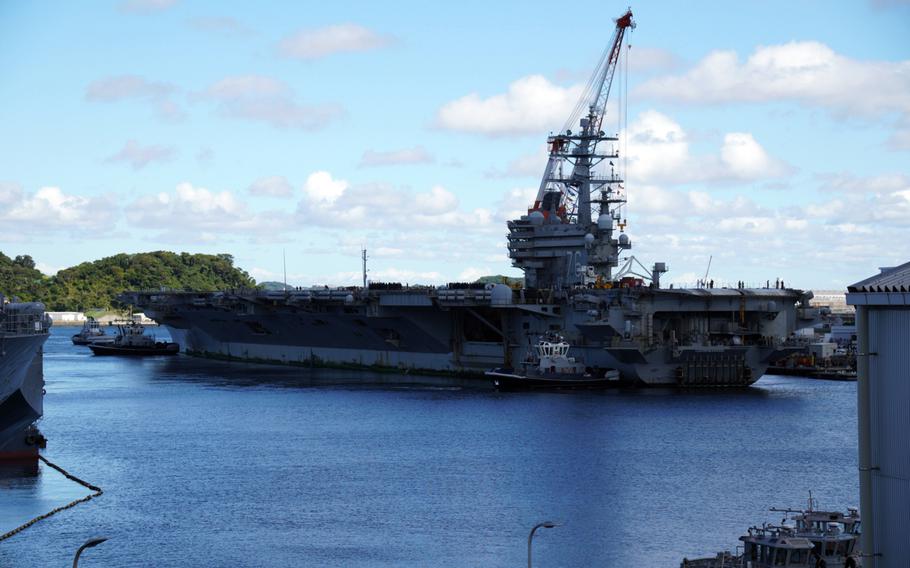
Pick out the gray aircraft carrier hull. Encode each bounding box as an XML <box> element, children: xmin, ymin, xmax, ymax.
<box><xmin>138</xmin><ymin>285</ymin><xmax>808</xmax><ymax>387</ymax></box>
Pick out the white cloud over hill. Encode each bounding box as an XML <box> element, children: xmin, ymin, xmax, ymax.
<box><xmin>0</xmin><ymin>184</ymin><xmax>116</xmax><ymax>233</ymax></box>
<box><xmin>127</xmin><ymin>182</ymin><xmax>293</xmax><ymax>242</ymax></box>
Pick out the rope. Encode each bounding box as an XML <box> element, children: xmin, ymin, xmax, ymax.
<box><xmin>0</xmin><ymin>455</ymin><xmax>103</xmax><ymax>542</ymax></box>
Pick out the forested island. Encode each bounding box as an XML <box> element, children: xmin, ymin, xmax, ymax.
<box><xmin>0</xmin><ymin>251</ymin><xmax>255</xmax><ymax>311</ymax></box>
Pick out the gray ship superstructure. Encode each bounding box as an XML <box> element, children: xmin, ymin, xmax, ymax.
<box><xmin>0</xmin><ymin>296</ymin><xmax>51</xmax><ymax>459</ymax></box>
<box><xmin>125</xmin><ymin>10</ymin><xmax>814</xmax><ymax>387</ymax></box>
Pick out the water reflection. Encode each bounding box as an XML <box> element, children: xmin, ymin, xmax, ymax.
<box><xmin>0</xmin><ymin>461</ymin><xmax>39</xmax><ymax>481</ymax></box>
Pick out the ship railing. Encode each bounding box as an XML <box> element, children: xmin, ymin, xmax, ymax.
<box><xmin>0</xmin><ymin>307</ymin><xmax>51</xmax><ymax>335</ymax></box>
<box><xmin>436</xmin><ymin>289</ymin><xmax>493</xmax><ymax>302</ymax></box>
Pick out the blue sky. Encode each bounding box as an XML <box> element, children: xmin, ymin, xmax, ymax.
<box><xmin>1</xmin><ymin>0</ymin><xmax>908</xmax><ymax>289</ymax></box>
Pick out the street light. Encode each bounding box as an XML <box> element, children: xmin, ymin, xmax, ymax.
<box><xmin>527</xmin><ymin>521</ymin><xmax>558</xmax><ymax>568</ymax></box>
<box><xmin>73</xmin><ymin>537</ymin><xmax>108</xmax><ymax>568</ymax></box>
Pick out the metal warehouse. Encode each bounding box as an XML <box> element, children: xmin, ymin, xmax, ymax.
<box><xmin>847</xmin><ymin>261</ymin><xmax>910</xmax><ymax>567</ymax></box>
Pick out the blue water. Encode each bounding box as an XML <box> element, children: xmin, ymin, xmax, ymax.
<box><xmin>1</xmin><ymin>327</ymin><xmax>859</xmax><ymax>567</ymax></box>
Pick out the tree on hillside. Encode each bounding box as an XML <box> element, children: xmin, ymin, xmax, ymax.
<box><xmin>0</xmin><ymin>251</ymin><xmax>46</xmax><ymax>301</ymax></box>
<box><xmin>2</xmin><ymin>251</ymin><xmax>256</xmax><ymax>311</ymax></box>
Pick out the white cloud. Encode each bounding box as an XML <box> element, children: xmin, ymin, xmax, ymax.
<box><xmin>35</xmin><ymin>262</ymin><xmax>60</xmax><ymax>275</ymax></box>
<box><xmin>627</xmin><ymin>184</ymin><xmax>687</xmax><ymax>215</ymax></box>
<box><xmin>278</xmin><ymin>24</ymin><xmax>394</xmax><ymax>60</ymax></box>
<box><xmin>636</xmin><ymin>41</ymin><xmax>910</xmax><ymax>128</ymax></box>
<box><xmin>624</xmin><ymin>110</ymin><xmax>792</xmax><ymax>183</ymax></box>
<box><xmin>86</xmin><ymin>75</ymin><xmax>184</xmax><ymax>120</ymax></box>
<box><xmin>248</xmin><ymin>176</ymin><xmax>293</xmax><ymax>197</ymax></box>
<box><xmin>0</xmin><ymin>185</ymin><xmax>116</xmax><ymax>232</ymax></box>
<box><xmin>817</xmin><ymin>172</ymin><xmax>910</xmax><ymax>193</ymax></box>
<box><xmin>414</xmin><ymin>186</ymin><xmax>458</xmax><ymax>215</ymax></box>
<box><xmin>435</xmin><ymin>75</ymin><xmax>584</xmax><ymax>136</ymax></box>
<box><xmin>201</xmin><ymin>75</ymin><xmax>343</xmax><ymax>130</ymax></box>
<box><xmin>494</xmin><ymin>186</ymin><xmax>538</xmax><ymax>222</ymax></box>
<box><xmin>295</xmin><ymin>172</ymin><xmax>496</xmax><ymax>236</ymax></box>
<box><xmin>373</xmin><ymin>247</ymin><xmax>404</xmax><ymax>257</ymax></box>
<box><xmin>127</xmin><ymin>182</ymin><xmax>292</xmax><ymax>240</ymax></box>
<box><xmin>303</xmin><ymin>171</ymin><xmax>347</xmax><ymax>204</ymax></box>
<box><xmin>720</xmin><ymin>132</ymin><xmax>789</xmax><ymax>178</ymax></box>
<box><xmin>610</xmin><ymin>168</ymin><xmax>910</xmax><ymax>287</ymax></box>
<box><xmin>458</xmin><ymin>267</ymin><xmax>491</xmax><ymax>281</ymax></box>
<box><xmin>105</xmin><ymin>140</ymin><xmax>176</xmax><ymax>170</ymax></box>
<box><xmin>359</xmin><ymin>146</ymin><xmax>433</xmax><ymax>167</ymax></box>
<box><xmin>806</xmin><ymin>198</ymin><xmax>845</xmax><ymax>218</ymax></box>
<box><xmin>0</xmin><ymin>183</ymin><xmax>21</xmax><ymax>207</ymax></box>
<box><xmin>370</xmin><ymin>267</ymin><xmax>444</xmax><ymax>283</ymax></box>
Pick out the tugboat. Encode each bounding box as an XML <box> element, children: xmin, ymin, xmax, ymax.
<box><xmin>769</xmin><ymin>495</ymin><xmax>861</xmax><ymax>568</ymax></box>
<box><xmin>485</xmin><ymin>332</ymin><xmax>620</xmax><ymax>390</ymax></box>
<box><xmin>88</xmin><ymin>322</ymin><xmax>179</xmax><ymax>356</ymax></box>
<box><xmin>681</xmin><ymin>495</ymin><xmax>861</xmax><ymax>568</ymax></box>
<box><xmin>71</xmin><ymin>317</ymin><xmax>115</xmax><ymax>345</ymax></box>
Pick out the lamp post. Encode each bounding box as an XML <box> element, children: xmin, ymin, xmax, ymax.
<box><xmin>527</xmin><ymin>521</ymin><xmax>558</xmax><ymax>568</ymax></box>
<box><xmin>73</xmin><ymin>537</ymin><xmax>108</xmax><ymax>568</ymax></box>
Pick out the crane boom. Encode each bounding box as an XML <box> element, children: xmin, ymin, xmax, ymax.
<box><xmin>589</xmin><ymin>9</ymin><xmax>634</xmax><ymax>133</ymax></box>
<box><xmin>533</xmin><ymin>8</ymin><xmax>635</xmax><ymax>228</ymax></box>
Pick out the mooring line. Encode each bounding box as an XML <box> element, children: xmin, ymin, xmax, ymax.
<box><xmin>0</xmin><ymin>455</ymin><xmax>103</xmax><ymax>542</ymax></box>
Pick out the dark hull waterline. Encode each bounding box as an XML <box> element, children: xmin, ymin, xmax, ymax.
<box><xmin>89</xmin><ymin>343</ymin><xmax>179</xmax><ymax>356</ymax></box>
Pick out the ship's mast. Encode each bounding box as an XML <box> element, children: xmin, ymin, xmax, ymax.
<box><xmin>534</xmin><ymin>9</ymin><xmax>634</xmax><ymax>229</ymax></box>
<box><xmin>509</xmin><ymin>9</ymin><xmax>634</xmax><ymax>288</ymax></box>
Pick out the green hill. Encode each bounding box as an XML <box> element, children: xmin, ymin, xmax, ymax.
<box><xmin>476</xmin><ymin>274</ymin><xmax>524</xmax><ymax>288</ymax></box>
<box><xmin>0</xmin><ymin>251</ymin><xmax>256</xmax><ymax>311</ymax></box>
<box><xmin>259</xmin><ymin>281</ymin><xmax>292</xmax><ymax>291</ymax></box>
<box><xmin>0</xmin><ymin>253</ymin><xmax>47</xmax><ymax>302</ymax></box>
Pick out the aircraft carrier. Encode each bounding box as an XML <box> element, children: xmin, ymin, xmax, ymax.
<box><xmin>0</xmin><ymin>297</ymin><xmax>51</xmax><ymax>460</ymax></box>
<box><xmin>125</xmin><ymin>10</ymin><xmax>815</xmax><ymax>386</ymax></box>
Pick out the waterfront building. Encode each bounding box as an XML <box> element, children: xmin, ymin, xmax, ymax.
<box><xmin>47</xmin><ymin>311</ymin><xmax>87</xmax><ymax>324</ymax></box>
<box><xmin>846</xmin><ymin>262</ymin><xmax>910</xmax><ymax>567</ymax></box>
<box><xmin>810</xmin><ymin>290</ymin><xmax>854</xmax><ymax>315</ymax></box>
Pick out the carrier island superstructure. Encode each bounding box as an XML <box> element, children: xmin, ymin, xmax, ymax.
<box><xmin>125</xmin><ymin>10</ymin><xmax>814</xmax><ymax>386</ymax></box>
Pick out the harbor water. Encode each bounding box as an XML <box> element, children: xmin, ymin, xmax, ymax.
<box><xmin>0</xmin><ymin>326</ymin><xmax>859</xmax><ymax>567</ymax></box>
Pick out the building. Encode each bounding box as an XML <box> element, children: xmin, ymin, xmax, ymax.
<box><xmin>46</xmin><ymin>311</ymin><xmax>87</xmax><ymax>325</ymax></box>
<box><xmin>846</xmin><ymin>262</ymin><xmax>910</xmax><ymax>567</ymax></box>
<box><xmin>810</xmin><ymin>290</ymin><xmax>853</xmax><ymax>315</ymax></box>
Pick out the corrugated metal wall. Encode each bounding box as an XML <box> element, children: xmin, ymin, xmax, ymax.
<box><xmin>868</xmin><ymin>307</ymin><xmax>910</xmax><ymax>565</ymax></box>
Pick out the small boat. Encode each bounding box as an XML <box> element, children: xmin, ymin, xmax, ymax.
<box><xmin>681</xmin><ymin>494</ymin><xmax>861</xmax><ymax>568</ymax></box>
<box><xmin>71</xmin><ymin>317</ymin><xmax>115</xmax><ymax>345</ymax></box>
<box><xmin>486</xmin><ymin>333</ymin><xmax>620</xmax><ymax>390</ymax></box>
<box><xmin>88</xmin><ymin>322</ymin><xmax>179</xmax><ymax>356</ymax></box>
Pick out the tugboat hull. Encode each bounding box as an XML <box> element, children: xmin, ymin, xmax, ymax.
<box><xmin>89</xmin><ymin>343</ymin><xmax>179</xmax><ymax>356</ymax></box>
<box><xmin>486</xmin><ymin>369</ymin><xmax>621</xmax><ymax>391</ymax></box>
<box><xmin>72</xmin><ymin>335</ymin><xmax>116</xmax><ymax>346</ymax></box>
